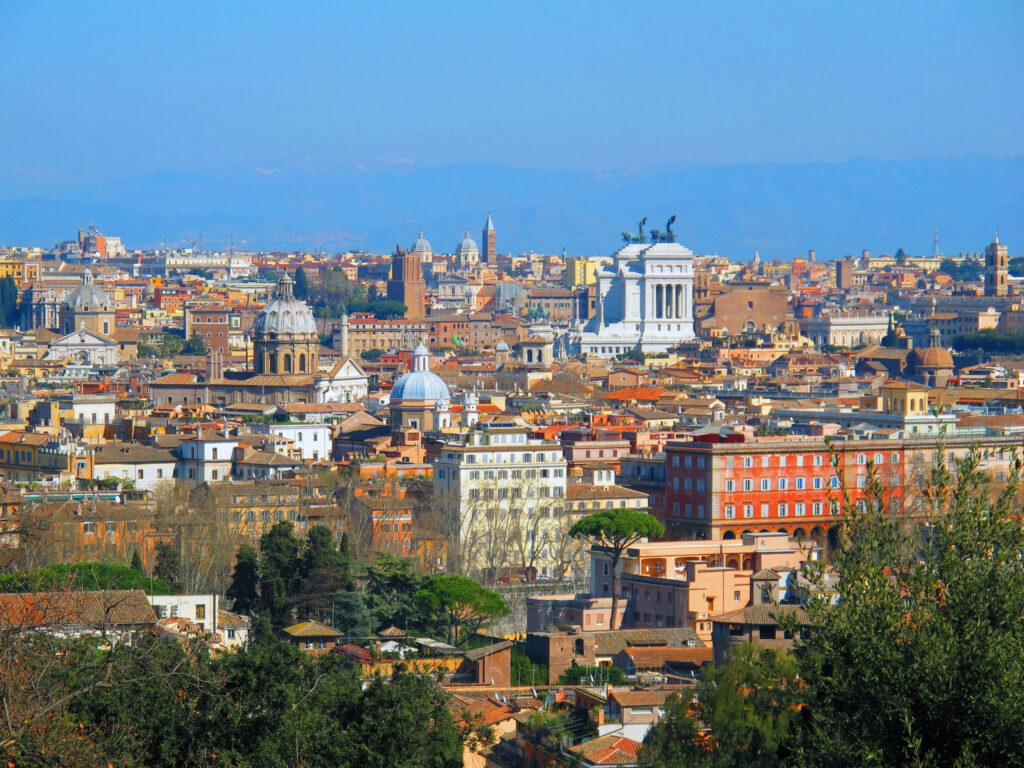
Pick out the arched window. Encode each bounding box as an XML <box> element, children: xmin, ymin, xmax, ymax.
<box><xmin>298</xmin><ymin>353</ymin><xmax>306</xmax><ymax>372</ymax></box>
<box><xmin>269</xmin><ymin>355</ymin><xmax>278</xmax><ymax>374</ymax></box>
<box><xmin>284</xmin><ymin>354</ymin><xmax>292</xmax><ymax>373</ymax></box>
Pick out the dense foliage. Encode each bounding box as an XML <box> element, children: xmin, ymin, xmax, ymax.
<box><xmin>939</xmin><ymin>256</ymin><xmax>982</xmax><ymax>281</ymax></box>
<box><xmin>3</xmin><ymin>635</ymin><xmax>467</xmax><ymax>767</ymax></box>
<box><xmin>640</xmin><ymin>448</ymin><xmax>1024</xmax><ymax>768</ymax></box>
<box><xmin>558</xmin><ymin>664</ymin><xmax>627</xmax><ymax>686</ymax></box>
<box><xmin>0</xmin><ymin>276</ymin><xmax>19</xmax><ymax>328</ymax></box>
<box><xmin>952</xmin><ymin>329</ymin><xmax>1024</xmax><ymax>354</ymax></box>
<box><xmin>0</xmin><ymin>561</ymin><xmax>173</xmax><ymax>594</ymax></box>
<box><xmin>226</xmin><ymin>524</ymin><xmax>507</xmax><ymax>643</ymax></box>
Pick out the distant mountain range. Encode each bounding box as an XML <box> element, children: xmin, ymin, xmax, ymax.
<box><xmin>0</xmin><ymin>155</ymin><xmax>1019</xmax><ymax>260</ymax></box>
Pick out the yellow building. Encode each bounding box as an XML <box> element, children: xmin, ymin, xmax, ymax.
<box><xmin>563</xmin><ymin>257</ymin><xmax>602</xmax><ymax>288</ymax></box>
<box><xmin>0</xmin><ymin>257</ymin><xmax>25</xmax><ymax>287</ymax></box>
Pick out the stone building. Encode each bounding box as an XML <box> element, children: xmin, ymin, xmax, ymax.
<box><xmin>252</xmin><ymin>274</ymin><xmax>319</xmax><ymax>375</ymax></box>
<box><xmin>59</xmin><ymin>268</ymin><xmax>114</xmax><ymax>337</ymax></box>
<box><xmin>580</xmin><ymin>242</ymin><xmax>696</xmax><ymax>357</ymax></box>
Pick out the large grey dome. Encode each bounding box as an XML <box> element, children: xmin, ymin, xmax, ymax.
<box><xmin>390</xmin><ymin>343</ymin><xmax>450</xmax><ymax>403</ymax></box>
<box><xmin>456</xmin><ymin>231</ymin><xmax>478</xmax><ymax>256</ymax></box>
<box><xmin>253</xmin><ymin>274</ymin><xmax>317</xmax><ymax>336</ymax></box>
<box><xmin>62</xmin><ymin>268</ymin><xmax>110</xmax><ymax>310</ymax></box>
<box><xmin>410</xmin><ymin>232</ymin><xmax>432</xmax><ymax>255</ymax></box>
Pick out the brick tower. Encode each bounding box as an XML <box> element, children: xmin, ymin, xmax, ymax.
<box><xmin>387</xmin><ymin>245</ymin><xmax>427</xmax><ymax>320</ymax></box>
<box><xmin>482</xmin><ymin>213</ymin><xmax>496</xmax><ymax>264</ymax></box>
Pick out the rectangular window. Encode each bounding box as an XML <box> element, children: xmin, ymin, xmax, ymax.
<box><xmin>795</xmin><ymin>502</ymin><xmax>806</xmax><ymax>516</ymax></box>
<box><xmin>725</xmin><ymin>479</ymin><xmax>735</xmax><ymax>492</ymax></box>
<box><xmin>724</xmin><ymin>504</ymin><xmax>735</xmax><ymax>519</ymax></box>
<box><xmin>744</xmin><ymin>504</ymin><xmax>754</xmax><ymax>518</ymax></box>
<box><xmin>684</xmin><ymin>455</ymin><xmax>693</xmax><ymax>467</ymax></box>
<box><xmin>759</xmin><ymin>625</ymin><xmax>777</xmax><ymax>640</ymax></box>
<box><xmin>779</xmin><ymin>478</ymin><xmax>789</xmax><ymax>490</ymax></box>
<box><xmin>743</xmin><ymin>457</ymin><xmax>754</xmax><ymax>468</ymax></box>
<box><xmin>195</xmin><ymin>604</ymin><xmax>206</xmax><ymax>620</ymax></box>
<box><xmin>814</xmin><ymin>455</ymin><xmax>824</xmax><ymax>466</ymax></box>
<box><xmin>778</xmin><ymin>503</ymin><xmax>788</xmax><ymax>517</ymax></box>
<box><xmin>696</xmin><ymin>478</ymin><xmax>705</xmax><ymax>491</ymax></box>
<box><xmin>683</xmin><ymin>478</ymin><xmax>692</xmax><ymax>490</ymax></box>
<box><xmin>697</xmin><ymin>456</ymin><xmax>706</xmax><ymax>469</ymax></box>
<box><xmin>796</xmin><ymin>455</ymin><xmax>804</xmax><ymax>467</ymax></box>
<box><xmin>743</xmin><ymin>479</ymin><xmax>753</xmax><ymax>492</ymax></box>
<box><xmin>812</xmin><ymin>502</ymin><xmax>823</xmax><ymax>515</ymax></box>
<box><xmin>813</xmin><ymin>477</ymin><xmax>823</xmax><ymax>489</ymax></box>
<box><xmin>794</xmin><ymin>477</ymin><xmax>803</xmax><ymax>490</ymax></box>
<box><xmin>761</xmin><ymin>503</ymin><xmax>769</xmax><ymax>517</ymax></box>
<box><xmin>761</xmin><ymin>455</ymin><xmax>770</xmax><ymax>467</ymax></box>
<box><xmin>778</xmin><ymin>455</ymin><xmax>787</xmax><ymax>467</ymax></box>
<box><xmin>761</xmin><ymin>478</ymin><xmax>771</xmax><ymax>491</ymax></box>
<box><xmin>831</xmin><ymin>477</ymin><xmax>840</xmax><ymax>489</ymax></box>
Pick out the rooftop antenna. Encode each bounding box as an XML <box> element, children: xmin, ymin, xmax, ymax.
<box><xmin>933</xmin><ymin>227</ymin><xmax>939</xmax><ymax>258</ymax></box>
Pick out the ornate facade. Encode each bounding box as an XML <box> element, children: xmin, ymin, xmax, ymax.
<box><xmin>60</xmin><ymin>269</ymin><xmax>115</xmax><ymax>337</ymax></box>
<box><xmin>252</xmin><ymin>274</ymin><xmax>319</xmax><ymax>375</ymax></box>
<box><xmin>580</xmin><ymin>242</ymin><xmax>696</xmax><ymax>357</ymax></box>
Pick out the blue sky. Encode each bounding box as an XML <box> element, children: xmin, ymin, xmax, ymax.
<box><xmin>2</xmin><ymin>1</ymin><xmax>1021</xmax><ymax>176</ymax></box>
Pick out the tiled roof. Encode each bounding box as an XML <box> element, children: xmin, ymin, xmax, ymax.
<box><xmin>622</xmin><ymin>645</ymin><xmax>713</xmax><ymax>668</ymax></box>
<box><xmin>592</xmin><ymin>627</ymin><xmax>703</xmax><ymax>657</ymax></box>
<box><xmin>608</xmin><ymin>689</ymin><xmax>670</xmax><ymax>708</ymax></box>
<box><xmin>0</xmin><ymin>589</ymin><xmax>156</xmax><ymax>629</ymax></box>
<box><xmin>752</xmin><ymin>568</ymin><xmax>779</xmax><ymax>580</ymax></box>
<box><xmin>566</xmin><ymin>485</ymin><xmax>648</xmax><ymax>501</ymax></box>
<box><xmin>93</xmin><ymin>443</ymin><xmax>176</xmax><ymax>465</ymax></box>
<box><xmin>569</xmin><ymin>733</ymin><xmax>642</xmax><ymax>764</ymax></box>
<box><xmin>150</xmin><ymin>373</ymin><xmax>200</xmax><ymax>386</ymax></box>
<box><xmin>283</xmin><ymin>619</ymin><xmax>340</xmax><ymax>638</ymax></box>
<box><xmin>463</xmin><ymin>640</ymin><xmax>512</xmax><ymax>661</ymax></box>
<box><xmin>713</xmin><ymin>603</ymin><xmax>809</xmax><ymax>626</ymax></box>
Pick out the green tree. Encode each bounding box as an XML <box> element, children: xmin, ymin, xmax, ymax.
<box><xmin>0</xmin><ymin>276</ymin><xmax>19</xmax><ymax>327</ymax></box>
<box><xmin>361</xmin><ymin>348</ymin><xmax>384</xmax><ymax>361</ymax></box>
<box><xmin>0</xmin><ymin>562</ymin><xmax>171</xmax><ymax>594</ymax></box>
<box><xmin>639</xmin><ymin>691</ymin><xmax>707</xmax><ymax>768</ymax></box>
<box><xmin>414</xmin><ymin>574</ymin><xmax>508</xmax><ymax>646</ymax></box>
<box><xmin>294</xmin><ymin>266</ymin><xmax>310</xmax><ymax>300</ymax></box>
<box><xmin>558</xmin><ymin>664</ymin><xmax>627</xmax><ymax>686</ymax></box>
<box><xmin>226</xmin><ymin>544</ymin><xmax>260</xmax><ymax>615</ymax></box>
<box><xmin>569</xmin><ymin>509</ymin><xmax>664</xmax><ymax>629</ymax></box>
<box><xmin>129</xmin><ymin>549</ymin><xmax>143</xmax><ymax>573</ymax></box>
<box><xmin>258</xmin><ymin>522</ymin><xmax>302</xmax><ymax>628</ymax></box>
<box><xmin>511</xmin><ymin>648</ymin><xmax>549</xmax><ymax>687</ymax></box>
<box><xmin>293</xmin><ymin>525</ymin><xmax>352</xmax><ymax>619</ymax></box>
<box><xmin>159</xmin><ymin>334</ymin><xmax>185</xmax><ymax>357</ymax></box>
<box><xmin>894</xmin><ymin>247</ymin><xmax>908</xmax><ymax>265</ymax></box>
<box><xmin>331</xmin><ymin>590</ymin><xmax>372</xmax><ymax>638</ymax></box>
<box><xmin>136</xmin><ymin>341</ymin><xmax>159</xmax><ymax>358</ymax></box>
<box><xmin>153</xmin><ymin>541</ymin><xmax>181</xmax><ymax>592</ymax></box>
<box><xmin>182</xmin><ymin>332</ymin><xmax>210</xmax><ymax>355</ymax></box>
<box><xmin>363</xmin><ymin>553</ymin><xmax>432</xmax><ymax>633</ymax></box>
<box><xmin>787</xmin><ymin>447</ymin><xmax>1024</xmax><ymax>767</ymax></box>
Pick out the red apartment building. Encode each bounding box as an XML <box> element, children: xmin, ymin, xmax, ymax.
<box><xmin>184</xmin><ymin>302</ymin><xmax>232</xmax><ymax>356</ymax></box>
<box><xmin>665</xmin><ymin>430</ymin><xmax>1020</xmax><ymax>549</ymax></box>
<box><xmin>665</xmin><ymin>433</ymin><xmax>905</xmax><ymax>548</ymax></box>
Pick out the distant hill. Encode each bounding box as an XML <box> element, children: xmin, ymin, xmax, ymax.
<box><xmin>0</xmin><ymin>155</ymin><xmax>1019</xmax><ymax>259</ymax></box>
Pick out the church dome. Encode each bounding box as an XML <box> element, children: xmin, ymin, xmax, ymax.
<box><xmin>909</xmin><ymin>328</ymin><xmax>953</xmax><ymax>371</ymax></box>
<box><xmin>253</xmin><ymin>274</ymin><xmax>317</xmax><ymax>337</ymax></box>
<box><xmin>456</xmin><ymin>231</ymin><xmax>479</xmax><ymax>256</ymax></box>
<box><xmin>62</xmin><ymin>268</ymin><xmax>110</xmax><ymax>310</ymax></box>
<box><xmin>390</xmin><ymin>343</ymin><xmax>450</xmax><ymax>402</ymax></box>
<box><xmin>495</xmin><ymin>340</ymin><xmax>510</xmax><ymax>352</ymax></box>
<box><xmin>410</xmin><ymin>232</ymin><xmax>432</xmax><ymax>255</ymax></box>
<box><xmin>909</xmin><ymin>346</ymin><xmax>953</xmax><ymax>370</ymax></box>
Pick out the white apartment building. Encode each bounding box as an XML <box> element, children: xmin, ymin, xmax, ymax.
<box><xmin>251</xmin><ymin>422</ymin><xmax>332</xmax><ymax>461</ymax></box>
<box><xmin>433</xmin><ymin>426</ymin><xmax>568</xmax><ymax>578</ymax></box>
<box><xmin>174</xmin><ymin>431</ymin><xmax>238</xmax><ymax>485</ymax></box>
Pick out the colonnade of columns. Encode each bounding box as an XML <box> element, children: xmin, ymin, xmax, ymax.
<box><xmin>653</xmin><ymin>283</ymin><xmax>688</xmax><ymax>320</ymax></box>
